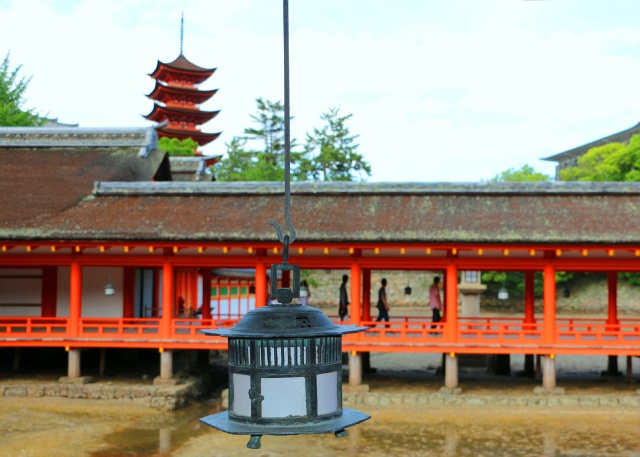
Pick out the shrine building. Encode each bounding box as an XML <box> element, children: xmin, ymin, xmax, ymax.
<box><xmin>1</xmin><ymin>126</ymin><xmax>640</xmax><ymax>393</ymax></box>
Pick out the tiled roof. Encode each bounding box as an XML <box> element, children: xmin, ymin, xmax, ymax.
<box><xmin>2</xmin><ymin>181</ymin><xmax>639</xmax><ymax>244</ymax></box>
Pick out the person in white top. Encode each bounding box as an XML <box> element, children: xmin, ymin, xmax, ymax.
<box><xmin>299</xmin><ymin>280</ymin><xmax>310</xmax><ymax>306</ymax></box>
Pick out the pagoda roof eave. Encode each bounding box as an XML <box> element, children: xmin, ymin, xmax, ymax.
<box><xmin>145</xmin><ymin>82</ymin><xmax>218</xmax><ymax>103</ymax></box>
<box><xmin>156</xmin><ymin>127</ymin><xmax>221</xmax><ymax>146</ymax></box>
<box><xmin>143</xmin><ymin>105</ymin><xmax>220</xmax><ymax>124</ymax></box>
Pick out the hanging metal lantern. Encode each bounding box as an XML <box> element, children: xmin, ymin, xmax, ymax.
<box><xmin>199</xmin><ymin>272</ymin><xmax>369</xmax><ymax>448</ymax></box>
<box><xmin>498</xmin><ymin>286</ymin><xmax>509</xmax><ymax>300</ymax></box>
<box><xmin>404</xmin><ymin>285</ymin><xmax>412</xmax><ymax>295</ymax></box>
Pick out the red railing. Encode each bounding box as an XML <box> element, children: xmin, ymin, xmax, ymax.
<box><xmin>0</xmin><ymin>317</ymin><xmax>68</xmax><ymax>335</ymax></box>
<box><xmin>1</xmin><ymin>316</ymin><xmax>640</xmax><ymax>353</ymax></box>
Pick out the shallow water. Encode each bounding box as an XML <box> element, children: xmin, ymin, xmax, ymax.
<box><xmin>2</xmin><ymin>396</ymin><xmax>639</xmax><ymax>457</ymax></box>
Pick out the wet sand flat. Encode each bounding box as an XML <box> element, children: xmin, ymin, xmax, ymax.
<box><xmin>2</xmin><ymin>396</ymin><xmax>640</xmax><ymax>457</ymax></box>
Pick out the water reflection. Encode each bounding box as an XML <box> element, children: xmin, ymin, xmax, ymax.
<box><xmin>93</xmin><ymin>405</ymin><xmax>640</xmax><ymax>457</ymax></box>
<box><xmin>3</xmin><ymin>397</ymin><xmax>640</xmax><ymax>457</ymax></box>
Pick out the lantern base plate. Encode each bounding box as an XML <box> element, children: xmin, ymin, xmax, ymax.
<box><xmin>200</xmin><ymin>408</ymin><xmax>370</xmax><ymax>436</ymax></box>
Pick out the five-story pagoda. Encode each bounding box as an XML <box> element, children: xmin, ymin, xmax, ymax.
<box><xmin>144</xmin><ymin>22</ymin><xmax>220</xmax><ymax>147</ymax></box>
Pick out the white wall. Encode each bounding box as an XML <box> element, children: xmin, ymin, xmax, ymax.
<box><xmin>0</xmin><ymin>268</ymin><xmax>42</xmax><ymax>317</ymax></box>
<box><xmin>57</xmin><ymin>266</ymin><xmax>124</xmax><ymax>318</ymax></box>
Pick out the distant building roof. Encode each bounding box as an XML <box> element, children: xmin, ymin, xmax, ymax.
<box><xmin>0</xmin><ymin>126</ymin><xmax>169</xmax><ymax>225</ymax></box>
<box><xmin>42</xmin><ymin>118</ymin><xmax>79</xmax><ymax>128</ymax></box>
<box><xmin>542</xmin><ymin>122</ymin><xmax>640</xmax><ymax>164</ymax></box>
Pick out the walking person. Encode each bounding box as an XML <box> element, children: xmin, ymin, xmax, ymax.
<box><xmin>339</xmin><ymin>274</ymin><xmax>349</xmax><ymax>321</ymax></box>
<box><xmin>430</xmin><ymin>276</ymin><xmax>443</xmax><ymax>329</ymax></box>
<box><xmin>376</xmin><ymin>278</ymin><xmax>390</xmax><ymax>326</ymax></box>
<box><xmin>299</xmin><ymin>280</ymin><xmax>310</xmax><ymax>306</ymax></box>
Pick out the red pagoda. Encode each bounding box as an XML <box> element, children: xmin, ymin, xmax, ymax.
<box><xmin>144</xmin><ymin>22</ymin><xmax>220</xmax><ymax>147</ymax></box>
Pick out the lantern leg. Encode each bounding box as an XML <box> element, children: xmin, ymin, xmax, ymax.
<box><xmin>335</xmin><ymin>429</ymin><xmax>348</xmax><ymax>438</ymax></box>
<box><xmin>247</xmin><ymin>435</ymin><xmax>262</xmax><ymax>449</ymax></box>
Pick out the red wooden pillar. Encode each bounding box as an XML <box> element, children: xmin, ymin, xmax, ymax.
<box><xmin>201</xmin><ymin>267</ymin><xmax>212</xmax><ymax>320</ymax></box>
<box><xmin>444</xmin><ymin>263</ymin><xmax>458</xmax><ymax>341</ymax></box>
<box><xmin>41</xmin><ymin>266</ymin><xmax>58</xmax><ymax>317</ymax></box>
<box><xmin>122</xmin><ymin>267</ymin><xmax>135</xmax><ymax>318</ymax></box>
<box><xmin>282</xmin><ymin>270</ymin><xmax>290</xmax><ymax>288</ymax></box>
<box><xmin>362</xmin><ymin>269</ymin><xmax>371</xmax><ymax>321</ymax></box>
<box><xmin>543</xmin><ymin>263</ymin><xmax>556</xmax><ymax>344</ymax></box>
<box><xmin>607</xmin><ymin>272</ymin><xmax>619</xmax><ymax>326</ymax></box>
<box><xmin>69</xmin><ymin>260</ymin><xmax>82</xmax><ymax>337</ymax></box>
<box><xmin>161</xmin><ymin>260</ymin><xmax>174</xmax><ymax>338</ymax></box>
<box><xmin>350</xmin><ymin>262</ymin><xmax>362</xmax><ymax>325</ymax></box>
<box><xmin>255</xmin><ymin>262</ymin><xmax>267</xmax><ymax>308</ymax></box>
<box><xmin>524</xmin><ymin>271</ymin><xmax>536</xmax><ymax>324</ymax></box>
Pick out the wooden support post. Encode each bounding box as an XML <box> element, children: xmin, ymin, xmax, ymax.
<box><xmin>543</xmin><ymin>263</ymin><xmax>556</xmax><ymax>344</ymax></box>
<box><xmin>350</xmin><ymin>262</ymin><xmax>362</xmax><ymax>325</ymax></box>
<box><xmin>68</xmin><ymin>349</ymin><xmax>81</xmax><ymax>378</ymax></box>
<box><xmin>520</xmin><ymin>271</ymin><xmax>536</xmax><ymax>377</ymax></box>
<box><xmin>122</xmin><ymin>267</ymin><xmax>135</xmax><ymax>318</ymax></box>
<box><xmin>99</xmin><ymin>348</ymin><xmax>107</xmax><ymax>376</ymax></box>
<box><xmin>541</xmin><ymin>355</ymin><xmax>556</xmax><ymax>390</ymax></box>
<box><xmin>445</xmin><ymin>353</ymin><xmax>459</xmax><ymax>389</ymax></box>
<box><xmin>256</xmin><ymin>262</ymin><xmax>267</xmax><ymax>308</ymax></box>
<box><xmin>607</xmin><ymin>272</ymin><xmax>620</xmax><ymax>326</ymax></box>
<box><xmin>201</xmin><ymin>267</ymin><xmax>212</xmax><ymax>320</ymax></box>
<box><xmin>12</xmin><ymin>348</ymin><xmax>20</xmax><ymax>372</ymax></box>
<box><xmin>160</xmin><ymin>350</ymin><xmax>173</xmax><ymax>380</ymax></box>
<box><xmin>41</xmin><ymin>266</ymin><xmax>58</xmax><ymax>317</ymax></box>
<box><xmin>362</xmin><ymin>269</ymin><xmax>371</xmax><ymax>322</ymax></box>
<box><xmin>444</xmin><ymin>263</ymin><xmax>458</xmax><ymax>342</ymax></box>
<box><xmin>524</xmin><ymin>271</ymin><xmax>536</xmax><ymax>324</ymax></box>
<box><xmin>69</xmin><ymin>260</ymin><xmax>82</xmax><ymax>338</ymax></box>
<box><xmin>281</xmin><ymin>270</ymin><xmax>290</xmax><ymax>288</ymax></box>
<box><xmin>627</xmin><ymin>356</ymin><xmax>633</xmax><ymax>381</ymax></box>
<box><xmin>161</xmin><ymin>260</ymin><xmax>174</xmax><ymax>338</ymax></box>
<box><xmin>349</xmin><ymin>352</ymin><xmax>362</xmax><ymax>385</ymax></box>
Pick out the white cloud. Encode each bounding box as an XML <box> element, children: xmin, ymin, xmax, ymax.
<box><xmin>2</xmin><ymin>0</ymin><xmax>640</xmax><ymax>181</ymax></box>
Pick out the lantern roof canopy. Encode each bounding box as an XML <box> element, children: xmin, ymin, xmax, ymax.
<box><xmin>200</xmin><ymin>304</ymin><xmax>367</xmax><ymax>339</ymax></box>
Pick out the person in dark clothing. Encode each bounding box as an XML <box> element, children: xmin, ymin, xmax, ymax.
<box><xmin>339</xmin><ymin>274</ymin><xmax>349</xmax><ymax>321</ymax></box>
<box><xmin>376</xmin><ymin>278</ymin><xmax>390</xmax><ymax>325</ymax></box>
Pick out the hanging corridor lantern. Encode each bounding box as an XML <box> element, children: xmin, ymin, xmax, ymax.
<box><xmin>198</xmin><ymin>0</ymin><xmax>369</xmax><ymax>448</ymax></box>
<box><xmin>199</xmin><ymin>297</ymin><xmax>369</xmax><ymax>448</ymax></box>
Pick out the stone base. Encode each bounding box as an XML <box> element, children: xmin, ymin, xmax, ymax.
<box><xmin>58</xmin><ymin>376</ymin><xmax>93</xmax><ymax>385</ymax></box>
<box><xmin>343</xmin><ymin>384</ymin><xmax>370</xmax><ymax>393</ymax></box>
<box><xmin>439</xmin><ymin>386</ymin><xmax>463</xmax><ymax>395</ymax></box>
<box><xmin>533</xmin><ymin>386</ymin><xmax>565</xmax><ymax>396</ymax></box>
<box><xmin>153</xmin><ymin>377</ymin><xmax>182</xmax><ymax>387</ymax></box>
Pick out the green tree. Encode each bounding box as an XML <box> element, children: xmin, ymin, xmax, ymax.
<box><xmin>0</xmin><ymin>52</ymin><xmax>43</xmax><ymax>126</ymax></box>
<box><xmin>214</xmin><ymin>98</ymin><xmax>302</xmax><ymax>181</ymax></box>
<box><xmin>215</xmin><ymin>137</ymin><xmax>285</xmax><ymax>181</ymax></box>
<box><xmin>559</xmin><ymin>134</ymin><xmax>640</xmax><ymax>182</ymax></box>
<box><xmin>491</xmin><ymin>164</ymin><xmax>551</xmax><ymax>182</ymax></box>
<box><xmin>158</xmin><ymin>137</ymin><xmax>198</xmax><ymax>156</ymax></box>
<box><xmin>300</xmin><ymin>107</ymin><xmax>371</xmax><ymax>181</ymax></box>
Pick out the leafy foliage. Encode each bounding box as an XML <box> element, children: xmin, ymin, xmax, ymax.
<box><xmin>491</xmin><ymin>164</ymin><xmax>551</xmax><ymax>182</ymax></box>
<box><xmin>158</xmin><ymin>137</ymin><xmax>198</xmax><ymax>156</ymax></box>
<box><xmin>214</xmin><ymin>98</ymin><xmax>304</xmax><ymax>182</ymax></box>
<box><xmin>559</xmin><ymin>134</ymin><xmax>640</xmax><ymax>182</ymax></box>
<box><xmin>214</xmin><ymin>99</ymin><xmax>370</xmax><ymax>182</ymax></box>
<box><xmin>300</xmin><ymin>107</ymin><xmax>371</xmax><ymax>181</ymax></box>
<box><xmin>215</xmin><ymin>137</ymin><xmax>285</xmax><ymax>181</ymax></box>
<box><xmin>0</xmin><ymin>52</ymin><xmax>43</xmax><ymax>126</ymax></box>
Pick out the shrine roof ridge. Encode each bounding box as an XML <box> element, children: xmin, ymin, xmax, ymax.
<box><xmin>0</xmin><ymin>126</ymin><xmax>159</xmax><ymax>157</ymax></box>
<box><xmin>93</xmin><ymin>180</ymin><xmax>640</xmax><ymax>197</ymax></box>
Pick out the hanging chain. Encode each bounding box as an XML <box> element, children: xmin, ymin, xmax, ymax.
<box><xmin>269</xmin><ymin>0</ymin><xmax>300</xmax><ymax>305</ymax></box>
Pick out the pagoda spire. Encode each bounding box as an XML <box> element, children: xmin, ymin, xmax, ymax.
<box><xmin>180</xmin><ymin>12</ymin><xmax>184</xmax><ymax>55</ymax></box>
<box><xmin>144</xmin><ymin>16</ymin><xmax>221</xmax><ymax>148</ymax></box>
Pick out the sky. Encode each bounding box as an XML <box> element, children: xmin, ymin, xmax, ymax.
<box><xmin>2</xmin><ymin>0</ymin><xmax>640</xmax><ymax>182</ymax></box>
